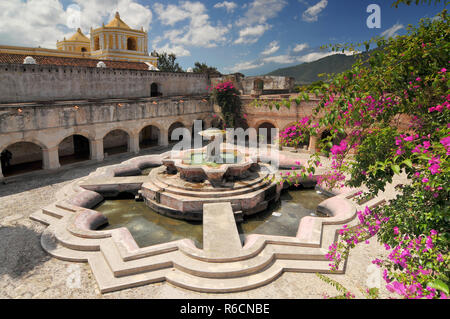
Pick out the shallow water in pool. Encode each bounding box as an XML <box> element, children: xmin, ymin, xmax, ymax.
<box><xmin>94</xmin><ymin>188</ymin><xmax>327</xmax><ymax>248</ymax></box>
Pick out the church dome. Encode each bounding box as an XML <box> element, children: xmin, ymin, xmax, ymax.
<box><xmin>67</xmin><ymin>28</ymin><xmax>90</xmax><ymax>43</ymax></box>
<box><xmin>105</xmin><ymin>12</ymin><xmax>131</xmax><ymax>29</ymax></box>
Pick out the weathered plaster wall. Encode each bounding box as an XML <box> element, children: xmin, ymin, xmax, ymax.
<box><xmin>0</xmin><ymin>63</ymin><xmax>209</xmax><ymax>103</ymax></box>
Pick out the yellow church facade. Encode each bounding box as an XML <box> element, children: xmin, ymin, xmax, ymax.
<box><xmin>0</xmin><ymin>12</ymin><xmax>157</xmax><ymax>67</ymax></box>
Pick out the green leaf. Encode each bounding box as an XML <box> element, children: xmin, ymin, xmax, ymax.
<box><xmin>427</xmin><ymin>280</ymin><xmax>449</xmax><ymax>294</ymax></box>
<box><xmin>402</xmin><ymin>159</ymin><xmax>413</xmax><ymax>168</ymax></box>
<box><xmin>391</xmin><ymin>164</ymin><xmax>401</xmax><ymax>174</ymax></box>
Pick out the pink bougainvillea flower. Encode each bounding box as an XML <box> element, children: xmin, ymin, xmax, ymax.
<box><xmin>393</xmin><ymin>227</ymin><xmax>399</xmax><ymax>235</ymax></box>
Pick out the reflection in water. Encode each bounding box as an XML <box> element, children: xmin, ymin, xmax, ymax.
<box><xmin>238</xmin><ymin>189</ymin><xmax>327</xmax><ymax>243</ymax></box>
<box><xmin>95</xmin><ymin>200</ymin><xmax>203</xmax><ymax>248</ymax></box>
<box><xmin>94</xmin><ymin>188</ymin><xmax>327</xmax><ymax>249</ymax></box>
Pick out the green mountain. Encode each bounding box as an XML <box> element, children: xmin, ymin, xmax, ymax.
<box><xmin>266</xmin><ymin>54</ymin><xmax>358</xmax><ymax>85</ymax></box>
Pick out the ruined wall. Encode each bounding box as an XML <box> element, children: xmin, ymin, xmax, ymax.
<box><xmin>210</xmin><ymin>75</ymin><xmax>294</xmax><ymax>95</ymax></box>
<box><xmin>241</xmin><ymin>76</ymin><xmax>295</xmax><ymax>95</ymax></box>
<box><xmin>0</xmin><ymin>63</ymin><xmax>209</xmax><ymax>103</ymax></box>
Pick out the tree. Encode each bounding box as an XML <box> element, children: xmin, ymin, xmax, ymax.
<box><xmin>210</xmin><ymin>81</ymin><xmax>242</xmax><ymax>128</ymax></box>
<box><xmin>151</xmin><ymin>51</ymin><xmax>183</xmax><ymax>72</ymax></box>
<box><xmin>192</xmin><ymin>62</ymin><xmax>221</xmax><ymax>76</ymax></box>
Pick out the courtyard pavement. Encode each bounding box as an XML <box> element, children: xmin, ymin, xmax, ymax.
<box><xmin>0</xmin><ymin>147</ymin><xmax>396</xmax><ymax>299</ymax></box>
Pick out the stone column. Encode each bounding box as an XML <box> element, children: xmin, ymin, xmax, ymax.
<box><xmin>90</xmin><ymin>139</ymin><xmax>104</xmax><ymax>161</ymax></box>
<box><xmin>0</xmin><ymin>164</ymin><xmax>3</xmax><ymax>180</ymax></box>
<box><xmin>159</xmin><ymin>128</ymin><xmax>169</xmax><ymax>147</ymax></box>
<box><xmin>42</xmin><ymin>147</ymin><xmax>60</xmax><ymax>170</ymax></box>
<box><xmin>100</xmin><ymin>34</ymin><xmax>104</xmax><ymax>50</ymax></box>
<box><xmin>129</xmin><ymin>134</ymin><xmax>140</xmax><ymax>154</ymax></box>
<box><xmin>308</xmin><ymin>135</ymin><xmax>318</xmax><ymax>152</ymax></box>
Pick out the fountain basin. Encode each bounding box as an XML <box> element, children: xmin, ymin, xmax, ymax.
<box><xmin>162</xmin><ymin>148</ymin><xmax>255</xmax><ymax>183</ymax></box>
<box><xmin>140</xmin><ymin>163</ymin><xmax>282</xmax><ymax>220</ymax></box>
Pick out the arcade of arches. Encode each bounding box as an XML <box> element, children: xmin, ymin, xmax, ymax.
<box><xmin>0</xmin><ymin>118</ymin><xmax>211</xmax><ymax>178</ymax></box>
<box><xmin>0</xmin><ymin>94</ymin><xmax>358</xmax><ymax>179</ymax></box>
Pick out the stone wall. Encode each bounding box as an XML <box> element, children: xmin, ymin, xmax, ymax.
<box><xmin>210</xmin><ymin>74</ymin><xmax>294</xmax><ymax>95</ymax></box>
<box><xmin>241</xmin><ymin>76</ymin><xmax>295</xmax><ymax>95</ymax></box>
<box><xmin>0</xmin><ymin>63</ymin><xmax>209</xmax><ymax>103</ymax></box>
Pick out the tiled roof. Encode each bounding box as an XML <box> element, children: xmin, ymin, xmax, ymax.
<box><xmin>0</xmin><ymin>53</ymin><xmax>149</xmax><ymax>70</ymax></box>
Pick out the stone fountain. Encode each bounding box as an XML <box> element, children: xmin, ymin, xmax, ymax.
<box><xmin>140</xmin><ymin>128</ymin><xmax>283</xmax><ymax>221</ymax></box>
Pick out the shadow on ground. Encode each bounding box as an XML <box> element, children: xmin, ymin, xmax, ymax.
<box><xmin>0</xmin><ymin>225</ymin><xmax>50</xmax><ymax>278</ymax></box>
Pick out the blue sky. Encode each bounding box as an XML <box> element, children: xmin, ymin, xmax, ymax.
<box><xmin>0</xmin><ymin>0</ymin><xmax>446</xmax><ymax>75</ymax></box>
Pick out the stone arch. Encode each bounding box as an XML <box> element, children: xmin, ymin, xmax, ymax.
<box><xmin>139</xmin><ymin>124</ymin><xmax>161</xmax><ymax>149</ymax></box>
<box><xmin>256</xmin><ymin>121</ymin><xmax>278</xmax><ymax>145</ymax></box>
<box><xmin>150</xmin><ymin>82</ymin><xmax>161</xmax><ymax>97</ymax></box>
<box><xmin>1</xmin><ymin>141</ymin><xmax>43</xmax><ymax>177</ymax></box>
<box><xmin>58</xmin><ymin>134</ymin><xmax>91</xmax><ymax>166</ymax></box>
<box><xmin>103</xmin><ymin>129</ymin><xmax>130</xmax><ymax>156</ymax></box>
<box><xmin>0</xmin><ymin>137</ymin><xmax>48</xmax><ymax>154</ymax></box>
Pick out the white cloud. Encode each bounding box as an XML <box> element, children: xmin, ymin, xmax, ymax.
<box><xmin>236</xmin><ymin>0</ymin><xmax>288</xmax><ymax>26</ymax></box>
<box><xmin>0</xmin><ymin>0</ymin><xmax>67</xmax><ymax>48</ymax></box>
<box><xmin>154</xmin><ymin>1</ymin><xmax>229</xmax><ymax>48</ymax></box>
<box><xmin>293</xmin><ymin>43</ymin><xmax>309</xmax><ymax>52</ymax></box>
<box><xmin>234</xmin><ymin>0</ymin><xmax>287</xmax><ymax>44</ymax></box>
<box><xmin>214</xmin><ymin>1</ymin><xmax>237</xmax><ymax>13</ymax></box>
<box><xmin>154</xmin><ymin>2</ymin><xmax>190</xmax><ymax>26</ymax></box>
<box><xmin>75</xmin><ymin>0</ymin><xmax>152</xmax><ymax>31</ymax></box>
<box><xmin>261</xmin><ymin>41</ymin><xmax>280</xmax><ymax>56</ymax></box>
<box><xmin>262</xmin><ymin>54</ymin><xmax>296</xmax><ymax>64</ymax></box>
<box><xmin>0</xmin><ymin>0</ymin><xmax>153</xmax><ymax>49</ymax></box>
<box><xmin>152</xmin><ymin>43</ymin><xmax>191</xmax><ymax>57</ymax></box>
<box><xmin>234</xmin><ymin>24</ymin><xmax>270</xmax><ymax>44</ymax></box>
<box><xmin>302</xmin><ymin>0</ymin><xmax>328</xmax><ymax>22</ymax></box>
<box><xmin>225</xmin><ymin>60</ymin><xmax>264</xmax><ymax>73</ymax></box>
<box><xmin>226</xmin><ymin>49</ymin><xmax>357</xmax><ymax>74</ymax></box>
<box><xmin>381</xmin><ymin>23</ymin><xmax>404</xmax><ymax>38</ymax></box>
<box><xmin>295</xmin><ymin>50</ymin><xmax>356</xmax><ymax>63</ymax></box>
<box><xmin>262</xmin><ymin>43</ymin><xmax>280</xmax><ymax>56</ymax></box>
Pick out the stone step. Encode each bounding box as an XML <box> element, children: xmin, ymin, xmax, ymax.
<box><xmin>42</xmin><ymin>204</ymin><xmax>74</xmax><ymax>219</ymax></box>
<box><xmin>50</xmin><ymin>223</ymin><xmax>104</xmax><ymax>252</ymax></box>
<box><xmin>166</xmin><ymin>262</ymin><xmax>284</xmax><ymax>293</ymax></box>
<box><xmin>88</xmin><ymin>253</ymin><xmax>169</xmax><ymax>294</ymax></box>
<box><xmin>166</xmin><ymin>259</ymin><xmax>341</xmax><ymax>293</ymax></box>
<box><xmin>100</xmin><ymin>241</ymin><xmax>174</xmax><ymax>277</ymax></box>
<box><xmin>40</xmin><ymin>228</ymin><xmax>91</xmax><ymax>262</ymax></box>
<box><xmin>30</xmin><ymin>210</ymin><xmax>59</xmax><ymax>226</ymax></box>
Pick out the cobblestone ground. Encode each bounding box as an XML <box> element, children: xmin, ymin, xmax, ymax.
<box><xmin>0</xmin><ymin>148</ymin><xmax>394</xmax><ymax>299</ymax></box>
